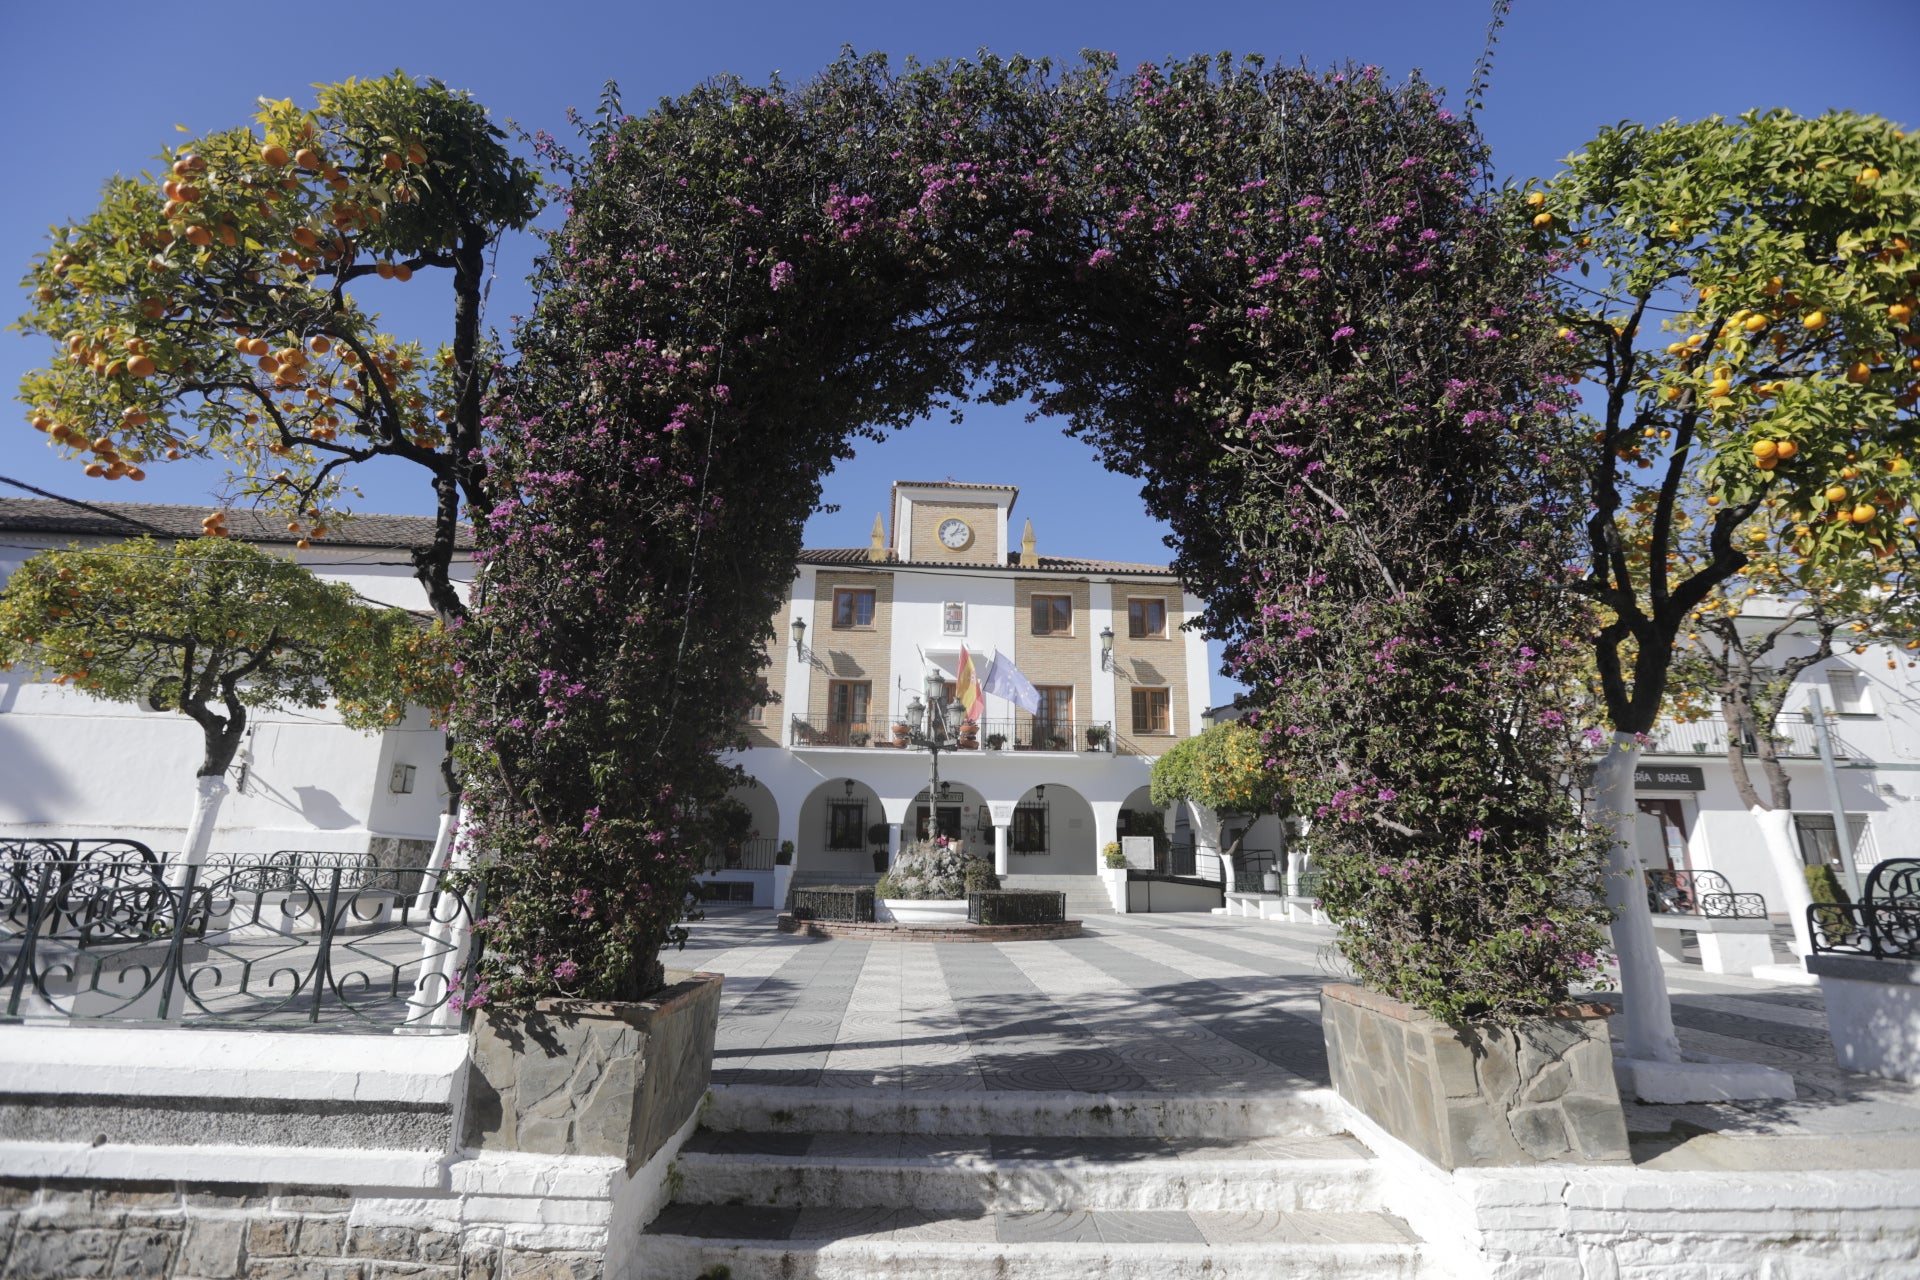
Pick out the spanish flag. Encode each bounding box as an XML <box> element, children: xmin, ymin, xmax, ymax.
<box><xmin>955</xmin><ymin>646</ymin><xmax>985</xmax><ymax>722</ymax></box>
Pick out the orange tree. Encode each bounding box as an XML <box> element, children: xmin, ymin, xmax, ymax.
<box><xmin>14</xmin><ymin>72</ymin><xmax>540</xmax><ymax>622</ymax></box>
<box><xmin>0</xmin><ymin>537</ymin><xmax>422</xmax><ymax>860</ymax></box>
<box><xmin>1149</xmin><ymin>722</ymin><xmax>1288</xmax><ymax>878</ymax></box>
<box><xmin>1541</xmin><ymin>109</ymin><xmax>1920</xmax><ymax>1058</ymax></box>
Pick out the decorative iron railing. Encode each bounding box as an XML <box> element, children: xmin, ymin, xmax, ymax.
<box><xmin>967</xmin><ymin>890</ymin><xmax>1066</xmax><ymax>925</ymax></box>
<box><xmin>1638</xmin><ymin>718</ymin><xmax>1858</xmax><ymax>760</ymax></box>
<box><xmin>788</xmin><ymin>715</ymin><xmax>1115</xmax><ymax>753</ymax></box>
<box><xmin>789</xmin><ymin>886</ymin><xmax>875</xmax><ymax>923</ymax></box>
<box><xmin>1</xmin><ymin>856</ymin><xmax>480</xmax><ymax>1031</ymax></box>
<box><xmin>1645</xmin><ymin>869</ymin><xmax>1769</xmax><ymax>919</ymax></box>
<box><xmin>1809</xmin><ymin>857</ymin><xmax>1920</xmax><ymax>960</ymax></box>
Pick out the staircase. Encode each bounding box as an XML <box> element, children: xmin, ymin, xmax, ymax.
<box><xmin>998</xmin><ymin>872</ymin><xmax>1114</xmax><ymax>916</ymax></box>
<box><xmin>640</xmin><ymin>1087</ymin><xmax>1428</xmax><ymax>1278</ymax></box>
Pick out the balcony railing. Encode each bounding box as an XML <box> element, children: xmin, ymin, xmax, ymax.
<box><xmin>789</xmin><ymin>715</ymin><xmax>1117</xmax><ymax>753</ymax></box>
<box><xmin>704</xmin><ymin>837</ymin><xmax>777</xmax><ymax>873</ymax></box>
<box><xmin>1641</xmin><ymin>717</ymin><xmax>1859</xmax><ymax>760</ymax></box>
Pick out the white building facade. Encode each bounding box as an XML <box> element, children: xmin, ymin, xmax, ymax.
<box><xmin>708</xmin><ymin>481</ymin><xmax>1212</xmax><ymax>907</ymax></box>
<box><xmin>0</xmin><ymin>498</ymin><xmax>468</xmax><ymax>862</ymax></box>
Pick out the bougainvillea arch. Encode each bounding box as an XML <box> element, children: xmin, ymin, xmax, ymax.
<box><xmin>454</xmin><ymin>52</ymin><xmax>1610</xmax><ymax>1020</ymax></box>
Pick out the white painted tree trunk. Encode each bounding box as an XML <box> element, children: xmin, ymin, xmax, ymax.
<box><xmin>409</xmin><ymin>806</ymin><xmax>462</xmax><ymax>913</ymax></box>
<box><xmin>167</xmin><ymin>776</ymin><xmax>229</xmax><ymax>886</ymax></box>
<box><xmin>420</xmin><ymin>812</ymin><xmax>476</xmax><ymax>1030</ymax></box>
<box><xmin>1593</xmin><ymin>734</ymin><xmax>1681</xmax><ymax>1063</ymax></box>
<box><xmin>1753</xmin><ymin>805</ymin><xmax>1816</xmax><ymax>964</ymax></box>
<box><xmin>1186</xmin><ymin>801</ymin><xmax>1234</xmax><ymax>892</ymax></box>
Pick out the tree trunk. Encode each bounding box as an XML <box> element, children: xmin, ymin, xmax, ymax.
<box><xmin>172</xmin><ymin>775</ymin><xmax>229</xmax><ymax>884</ymax></box>
<box><xmin>1592</xmin><ymin>733</ymin><xmax>1682</xmax><ymax>1063</ymax></box>
<box><xmin>1185</xmin><ymin>800</ymin><xmax>1233</xmax><ymax>891</ymax></box>
<box><xmin>1752</xmin><ymin>805</ymin><xmax>1816</xmax><ymax>966</ymax></box>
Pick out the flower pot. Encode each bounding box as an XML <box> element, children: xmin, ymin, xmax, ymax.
<box><xmin>878</xmin><ymin>898</ymin><xmax>968</xmax><ymax>924</ymax></box>
<box><xmin>466</xmin><ymin>971</ymin><xmax>724</xmax><ymax>1172</ymax></box>
<box><xmin>892</xmin><ymin>723</ymin><xmax>910</xmax><ymax>747</ymax></box>
<box><xmin>1318</xmin><ymin>983</ymin><xmax>1627</xmax><ymax>1170</ymax></box>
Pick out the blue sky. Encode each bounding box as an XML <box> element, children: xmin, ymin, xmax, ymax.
<box><xmin>3</xmin><ymin>0</ymin><xmax>1915</xmax><ymax>699</ymax></box>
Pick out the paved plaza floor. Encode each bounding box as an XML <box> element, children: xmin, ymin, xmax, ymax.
<box><xmin>678</xmin><ymin>906</ymin><xmax>1920</xmax><ymax>1169</ymax></box>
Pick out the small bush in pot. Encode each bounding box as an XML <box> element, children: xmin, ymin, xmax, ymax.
<box><xmin>1103</xmin><ymin>841</ymin><xmax>1127</xmax><ymax>868</ymax></box>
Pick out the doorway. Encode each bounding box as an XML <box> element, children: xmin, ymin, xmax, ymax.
<box><xmin>1634</xmin><ymin>799</ymin><xmax>1691</xmax><ymax>873</ymax></box>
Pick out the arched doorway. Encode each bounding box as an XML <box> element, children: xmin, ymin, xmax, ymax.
<box><xmin>1003</xmin><ymin>782</ymin><xmax>1096</xmax><ymax>876</ymax></box>
<box><xmin>694</xmin><ymin>782</ymin><xmax>781</xmax><ymax>906</ymax></box>
<box><xmin>796</xmin><ymin>777</ymin><xmax>887</xmax><ymax>880</ymax></box>
<box><xmin>906</xmin><ymin>780</ymin><xmax>991</xmax><ymax>866</ymax></box>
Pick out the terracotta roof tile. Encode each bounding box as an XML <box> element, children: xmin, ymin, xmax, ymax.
<box><xmin>0</xmin><ymin>498</ymin><xmax>473</xmax><ymax>552</ymax></box>
<box><xmin>796</xmin><ymin>547</ymin><xmax>1174</xmax><ymax>577</ymax></box>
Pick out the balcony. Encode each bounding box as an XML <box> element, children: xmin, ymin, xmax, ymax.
<box><xmin>1643</xmin><ymin>717</ymin><xmax>1860</xmax><ymax>761</ymax></box>
<box><xmin>789</xmin><ymin>715</ymin><xmax>1116</xmax><ymax>753</ymax></box>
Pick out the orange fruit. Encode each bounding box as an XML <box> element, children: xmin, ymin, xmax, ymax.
<box><xmin>393</xmin><ymin>265</ymin><xmax>413</xmax><ymax>282</ymax></box>
<box><xmin>1743</xmin><ymin>314</ymin><xmax>1768</xmax><ymax>332</ymax></box>
<box><xmin>405</xmin><ymin>143</ymin><xmax>427</xmax><ymax>165</ymax></box>
<box><xmin>1776</xmin><ymin>440</ymin><xmax>1799</xmax><ymax>460</ymax></box>
<box><xmin>126</xmin><ymin>468</ymin><xmax>145</xmax><ymax>482</ymax></box>
<box><xmin>1804</xmin><ymin>310</ymin><xmax>1829</xmax><ymax>330</ymax></box>
<box><xmin>1826</xmin><ymin>485</ymin><xmax>1849</xmax><ymax>503</ymax></box>
<box><xmin>290</xmin><ymin>227</ymin><xmax>318</xmax><ymax>249</ymax></box>
<box><xmin>1532</xmin><ymin>212</ymin><xmax>1553</xmax><ymax>229</ymax></box>
<box><xmin>127</xmin><ymin>356</ymin><xmax>156</xmax><ymax>378</ymax></box>
<box><xmin>1853</xmin><ymin>503</ymin><xmax>1878</xmax><ymax>523</ymax></box>
<box><xmin>83</xmin><ymin>462</ymin><xmax>105</xmax><ymax>478</ymax></box>
<box><xmin>375</xmin><ymin>262</ymin><xmax>395</xmax><ymax>279</ymax></box>
<box><xmin>1753</xmin><ymin>439</ymin><xmax>1779</xmax><ymax>459</ymax></box>
<box><xmin>262</xmin><ymin>144</ymin><xmax>290</xmax><ymax>166</ymax></box>
<box><xmin>294</xmin><ymin>148</ymin><xmax>323</xmax><ymax>171</ymax></box>
<box><xmin>185</xmin><ymin>225</ymin><xmax>212</xmax><ymax>247</ymax></box>
<box><xmin>1847</xmin><ymin>362</ymin><xmax>1872</xmax><ymax>384</ymax></box>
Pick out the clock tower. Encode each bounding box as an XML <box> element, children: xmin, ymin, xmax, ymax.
<box><xmin>889</xmin><ymin>481</ymin><xmax>1017</xmax><ymax>566</ymax></box>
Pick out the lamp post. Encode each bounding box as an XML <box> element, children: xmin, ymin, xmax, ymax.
<box><xmin>1100</xmin><ymin>625</ymin><xmax>1115</xmax><ymax>671</ymax></box>
<box><xmin>790</xmin><ymin>616</ymin><xmax>808</xmax><ymax>659</ymax></box>
<box><xmin>902</xmin><ymin>667</ymin><xmax>964</xmax><ymax>836</ymax></box>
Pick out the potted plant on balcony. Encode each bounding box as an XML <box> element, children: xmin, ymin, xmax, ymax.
<box><xmin>874</xmin><ymin>836</ymin><xmax>983</xmax><ymax>924</ymax></box>
<box><xmin>986</xmin><ymin>732</ymin><xmax>1007</xmax><ymax>751</ymax></box>
<box><xmin>891</xmin><ymin>720</ymin><xmax>911</xmax><ymax>748</ymax></box>
<box><xmin>957</xmin><ymin>720</ymin><xmax>979</xmax><ymax>750</ymax></box>
<box><xmin>1086</xmin><ymin>725</ymin><xmax>1110</xmax><ymax>751</ymax></box>
<box><xmin>849</xmin><ymin>728</ymin><xmax>871</xmax><ymax>748</ymax></box>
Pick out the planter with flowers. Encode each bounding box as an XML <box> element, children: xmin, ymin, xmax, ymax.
<box><xmin>874</xmin><ymin>836</ymin><xmax>990</xmax><ymax>924</ymax></box>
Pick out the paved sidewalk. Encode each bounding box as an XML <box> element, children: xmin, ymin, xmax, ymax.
<box><xmin>677</xmin><ymin>907</ymin><xmax>1920</xmax><ymax>1167</ymax></box>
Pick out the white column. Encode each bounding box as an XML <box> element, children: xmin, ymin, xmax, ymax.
<box><xmin>784</xmin><ymin>567</ymin><xmax>816</xmax><ymax>745</ymax></box>
<box><xmin>994</xmin><ymin>825</ymin><xmax>1010</xmax><ymax>876</ymax></box>
<box><xmin>1089</xmin><ymin>580</ymin><xmax>1116</xmax><ymax>733</ymax></box>
<box><xmin>887</xmin><ymin>822</ymin><xmax>902</xmax><ymax>868</ymax></box>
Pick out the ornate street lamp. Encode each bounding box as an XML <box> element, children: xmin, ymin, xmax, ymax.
<box><xmin>790</xmin><ymin>616</ymin><xmax>808</xmax><ymax>658</ymax></box>
<box><xmin>900</xmin><ymin>666</ymin><xmax>964</xmax><ymax>829</ymax></box>
<box><xmin>1100</xmin><ymin>625</ymin><xmax>1115</xmax><ymax>671</ymax></box>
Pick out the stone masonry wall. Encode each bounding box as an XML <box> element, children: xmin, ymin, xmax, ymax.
<box><xmin>0</xmin><ymin>1179</ymin><xmax>600</xmax><ymax>1280</ymax></box>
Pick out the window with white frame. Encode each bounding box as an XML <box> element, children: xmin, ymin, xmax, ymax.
<box><xmin>1827</xmin><ymin>668</ymin><xmax>1872</xmax><ymax>715</ymax></box>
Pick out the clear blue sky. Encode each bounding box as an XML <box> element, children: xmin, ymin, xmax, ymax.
<box><xmin>4</xmin><ymin>0</ymin><xmax>1915</xmax><ymax>700</ymax></box>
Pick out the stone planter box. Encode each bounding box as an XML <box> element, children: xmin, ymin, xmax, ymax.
<box><xmin>466</xmin><ymin>969</ymin><xmax>723</xmax><ymax>1171</ymax></box>
<box><xmin>1808</xmin><ymin>953</ymin><xmax>1920</xmax><ymax>1082</ymax></box>
<box><xmin>878</xmin><ymin>898</ymin><xmax>968</xmax><ymax>924</ymax></box>
<box><xmin>1320</xmin><ymin>983</ymin><xmax>1628</xmax><ymax>1170</ymax></box>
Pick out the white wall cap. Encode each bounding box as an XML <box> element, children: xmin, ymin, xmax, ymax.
<box><xmin>0</xmin><ymin>1139</ymin><xmax>446</xmax><ymax>1189</ymax></box>
<box><xmin>0</xmin><ymin>1025</ymin><xmax>468</xmax><ymax>1104</ymax></box>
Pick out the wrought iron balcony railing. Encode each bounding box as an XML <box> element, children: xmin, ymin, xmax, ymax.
<box><xmin>789</xmin><ymin>715</ymin><xmax>1117</xmax><ymax>753</ymax></box>
<box><xmin>1640</xmin><ymin>717</ymin><xmax>1858</xmax><ymax>760</ymax></box>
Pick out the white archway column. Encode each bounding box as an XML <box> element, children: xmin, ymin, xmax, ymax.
<box><xmin>887</xmin><ymin>822</ymin><xmax>902</xmax><ymax>867</ymax></box>
<box><xmin>988</xmin><ymin>800</ymin><xmax>1015</xmax><ymax>877</ymax></box>
<box><xmin>1090</xmin><ymin>800</ymin><xmax>1122</xmax><ymax>868</ymax></box>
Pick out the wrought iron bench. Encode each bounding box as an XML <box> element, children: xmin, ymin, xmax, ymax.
<box><xmin>1644</xmin><ymin>868</ymin><xmax>1776</xmax><ymax>976</ymax></box>
<box><xmin>1808</xmin><ymin>858</ymin><xmax>1920</xmax><ymax>961</ymax></box>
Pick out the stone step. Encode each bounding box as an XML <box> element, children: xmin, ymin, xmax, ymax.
<box><xmin>701</xmin><ymin>1086</ymin><xmax>1348</xmax><ymax>1139</ymax></box>
<box><xmin>641</xmin><ymin>1206</ymin><xmax>1425</xmax><ymax>1279</ymax></box>
<box><xmin>674</xmin><ymin>1129</ymin><xmax>1382</xmax><ymax>1213</ymax></box>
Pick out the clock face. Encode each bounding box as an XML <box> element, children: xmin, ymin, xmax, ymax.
<box><xmin>937</xmin><ymin>518</ymin><xmax>973</xmax><ymax>550</ymax></box>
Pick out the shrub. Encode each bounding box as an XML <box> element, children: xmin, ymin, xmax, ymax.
<box><xmin>1102</xmin><ymin>842</ymin><xmax>1127</xmax><ymax>868</ymax></box>
<box><xmin>964</xmin><ymin>859</ymin><xmax>1001</xmax><ymax>893</ymax></box>
<box><xmin>1806</xmin><ymin>863</ymin><xmax>1850</xmax><ymax>905</ymax></box>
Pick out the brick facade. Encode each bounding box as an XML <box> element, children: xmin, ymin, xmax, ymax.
<box><xmin>808</xmin><ymin>570</ymin><xmax>894</xmax><ymax>730</ymax></box>
<box><xmin>905</xmin><ymin>499</ymin><xmax>1002</xmax><ymax>565</ymax></box>
<box><xmin>1012</xmin><ymin>578</ymin><xmax>1094</xmax><ymax>746</ymax></box>
<box><xmin>1112</xmin><ymin>588</ymin><xmax>1191</xmax><ymax>756</ymax></box>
